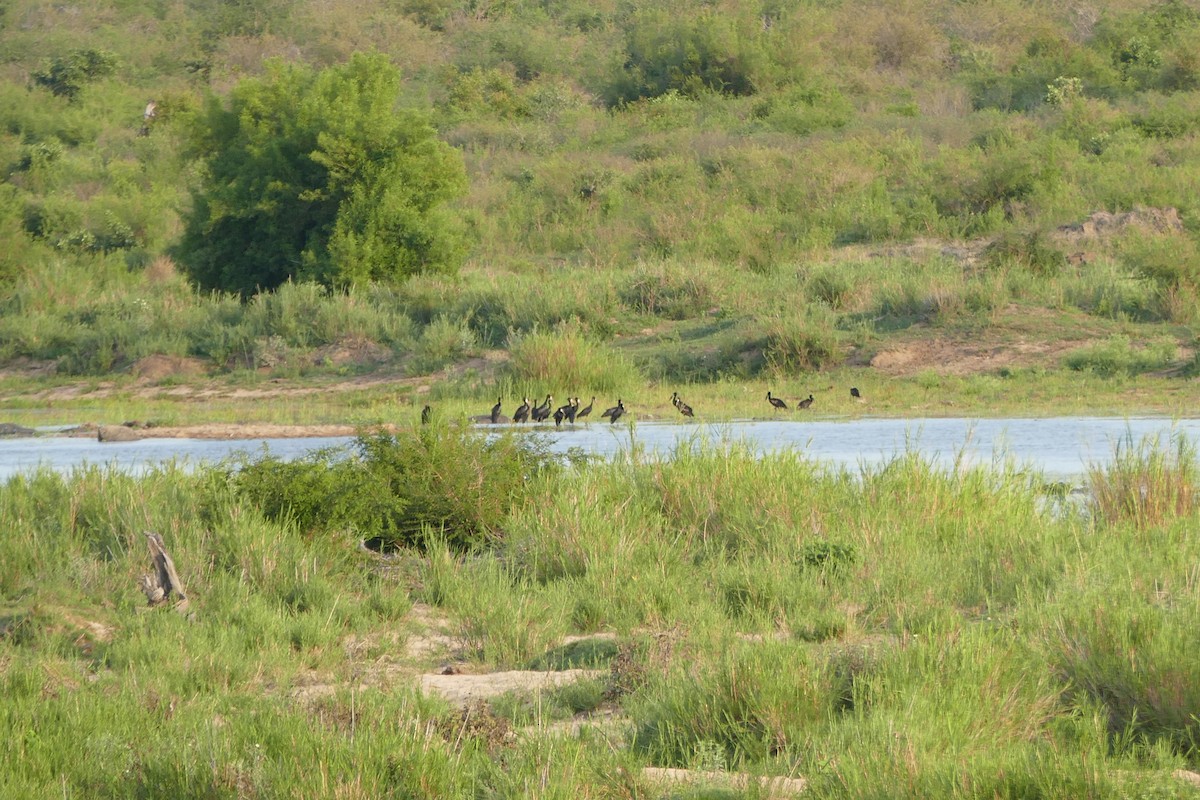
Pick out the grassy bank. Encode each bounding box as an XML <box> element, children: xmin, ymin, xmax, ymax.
<box><xmin>3</xmin><ymin>428</ymin><xmax>1200</xmax><ymax>797</ymax></box>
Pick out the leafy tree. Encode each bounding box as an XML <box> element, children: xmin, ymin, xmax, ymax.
<box><xmin>179</xmin><ymin>53</ymin><xmax>467</xmax><ymax>295</ymax></box>
<box><xmin>32</xmin><ymin>49</ymin><xmax>117</xmax><ymax>101</ymax></box>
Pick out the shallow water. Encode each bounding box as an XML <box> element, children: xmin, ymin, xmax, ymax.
<box><xmin>2</xmin><ymin>417</ymin><xmax>1199</xmax><ymax>482</ymax></box>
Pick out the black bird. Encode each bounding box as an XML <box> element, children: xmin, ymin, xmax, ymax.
<box><xmin>565</xmin><ymin>397</ymin><xmax>580</xmax><ymax>424</ymax></box>
<box><xmin>767</xmin><ymin>391</ymin><xmax>788</xmax><ymax>411</ymax></box>
<box><xmin>554</xmin><ymin>407</ymin><xmax>565</xmax><ymax>426</ymax></box>
<box><xmin>576</xmin><ymin>397</ymin><xmax>595</xmax><ymax>422</ymax></box>
<box><xmin>671</xmin><ymin>392</ymin><xmax>694</xmax><ymax>418</ymax></box>
<box><xmin>490</xmin><ymin>397</ymin><xmax>503</xmax><ymax>424</ymax></box>
<box><xmin>512</xmin><ymin>397</ymin><xmax>531</xmax><ymax>424</ymax></box>
<box><xmin>607</xmin><ymin>399</ymin><xmax>625</xmax><ymax>424</ymax></box>
<box><xmin>850</xmin><ymin>387</ymin><xmax>862</xmax><ymax>399</ymax></box>
<box><xmin>531</xmin><ymin>394</ymin><xmax>553</xmax><ymax>422</ymax></box>
<box><xmin>797</xmin><ymin>394</ymin><xmax>814</xmax><ymax>409</ymax></box>
<box><xmin>421</xmin><ymin>405</ymin><xmax>432</xmax><ymax>424</ymax></box>
<box><xmin>601</xmin><ymin>399</ymin><xmax>622</xmax><ymax>419</ymax></box>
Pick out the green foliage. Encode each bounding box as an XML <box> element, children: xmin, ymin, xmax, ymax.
<box><xmin>179</xmin><ymin>53</ymin><xmax>467</xmax><ymax>295</ymax></box>
<box><xmin>32</xmin><ymin>49</ymin><xmax>117</xmax><ymax>101</ymax></box>
<box><xmin>611</xmin><ymin>9</ymin><xmax>765</xmax><ymax>104</ymax></box>
<box><xmin>1087</xmin><ymin>432</ymin><xmax>1198</xmax><ymax>529</ymax></box>
<box><xmin>233</xmin><ymin>424</ymin><xmax>558</xmax><ymax>551</ymax></box>
<box><xmin>985</xmin><ymin>229</ymin><xmax>1067</xmax><ymax>276</ymax></box>
<box><xmin>1063</xmin><ymin>335</ymin><xmax>1177</xmax><ymax>377</ymax></box>
<box><xmin>619</xmin><ymin>261</ymin><xmax>715</xmax><ymax>320</ymax></box>
<box><xmin>505</xmin><ymin>327</ymin><xmax>641</xmax><ymax>394</ymax></box>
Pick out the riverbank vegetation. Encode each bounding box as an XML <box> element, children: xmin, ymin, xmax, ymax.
<box><xmin>3</xmin><ymin>427</ymin><xmax>1200</xmax><ymax>796</ymax></box>
<box><xmin>2</xmin><ymin>0</ymin><xmax>1200</xmax><ymax>418</ymax></box>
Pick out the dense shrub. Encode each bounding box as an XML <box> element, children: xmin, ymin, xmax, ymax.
<box><xmin>610</xmin><ymin>9</ymin><xmax>765</xmax><ymax>104</ymax></box>
<box><xmin>505</xmin><ymin>327</ymin><xmax>640</xmax><ymax>393</ymax></box>
<box><xmin>234</xmin><ymin>425</ymin><xmax>559</xmax><ymax>550</ymax></box>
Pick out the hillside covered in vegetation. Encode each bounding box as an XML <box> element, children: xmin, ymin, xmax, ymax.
<box><xmin>2</xmin><ymin>0</ymin><xmax>1200</xmax><ymax>409</ymax></box>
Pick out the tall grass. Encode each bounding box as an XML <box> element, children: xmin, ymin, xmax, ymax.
<box><xmin>1088</xmin><ymin>431</ymin><xmax>1198</xmax><ymax>528</ymax></box>
<box><xmin>6</xmin><ymin>406</ymin><xmax>1200</xmax><ymax>796</ymax></box>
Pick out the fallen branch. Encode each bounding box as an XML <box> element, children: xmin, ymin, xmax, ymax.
<box><xmin>139</xmin><ymin>531</ymin><xmax>188</xmax><ymax>611</ymax></box>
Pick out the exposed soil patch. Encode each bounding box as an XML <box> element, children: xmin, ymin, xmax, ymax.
<box><xmin>867</xmin><ymin>336</ymin><xmax>1093</xmax><ymax>377</ymax></box>
<box><xmin>309</xmin><ymin>336</ymin><xmax>393</xmax><ymax>368</ymax></box>
<box><xmin>641</xmin><ymin>767</ymin><xmax>807</xmax><ymax>798</ymax></box>
<box><xmin>419</xmin><ymin>668</ymin><xmax>607</xmax><ymax>707</ymax></box>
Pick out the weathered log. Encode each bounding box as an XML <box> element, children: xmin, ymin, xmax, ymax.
<box><xmin>140</xmin><ymin>531</ymin><xmax>188</xmax><ymax>610</ymax></box>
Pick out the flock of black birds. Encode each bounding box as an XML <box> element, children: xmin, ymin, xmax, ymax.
<box><xmin>421</xmin><ymin>387</ymin><xmax>864</xmax><ymax>425</ymax></box>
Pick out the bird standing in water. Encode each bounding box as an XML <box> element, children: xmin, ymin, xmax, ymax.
<box><xmin>607</xmin><ymin>399</ymin><xmax>625</xmax><ymax>424</ymax></box>
<box><xmin>531</xmin><ymin>394</ymin><xmax>553</xmax><ymax>422</ymax></box>
<box><xmin>513</xmin><ymin>397</ymin><xmax>531</xmax><ymax>423</ymax></box>
<box><xmin>576</xmin><ymin>397</ymin><xmax>595</xmax><ymax>422</ymax></box>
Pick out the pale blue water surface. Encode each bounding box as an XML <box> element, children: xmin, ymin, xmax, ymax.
<box><xmin>2</xmin><ymin>417</ymin><xmax>1199</xmax><ymax>481</ymax></box>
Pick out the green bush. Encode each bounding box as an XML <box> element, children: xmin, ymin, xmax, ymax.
<box><xmin>233</xmin><ymin>424</ymin><xmax>559</xmax><ymax>551</ymax></box>
<box><xmin>32</xmin><ymin>49</ymin><xmax>117</xmax><ymax>101</ymax></box>
<box><xmin>505</xmin><ymin>327</ymin><xmax>640</xmax><ymax>394</ymax></box>
<box><xmin>619</xmin><ymin>262</ymin><xmax>715</xmax><ymax>320</ymax></box>
<box><xmin>610</xmin><ymin>9</ymin><xmax>765</xmax><ymax>104</ymax></box>
<box><xmin>761</xmin><ymin>307</ymin><xmax>843</xmax><ymax>373</ymax></box>
<box><xmin>1063</xmin><ymin>335</ymin><xmax>1177</xmax><ymax>377</ymax></box>
<box><xmin>179</xmin><ymin>54</ymin><xmax>467</xmax><ymax>295</ymax></box>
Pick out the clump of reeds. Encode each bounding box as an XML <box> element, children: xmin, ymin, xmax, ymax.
<box><xmin>1087</xmin><ymin>432</ymin><xmax>1198</xmax><ymax>529</ymax></box>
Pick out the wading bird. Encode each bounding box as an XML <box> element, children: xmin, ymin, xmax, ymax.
<box><xmin>767</xmin><ymin>391</ymin><xmax>787</xmax><ymax>411</ymax></box>
<box><xmin>671</xmin><ymin>392</ymin><xmax>694</xmax><ymax>418</ymax></box>
<box><xmin>607</xmin><ymin>399</ymin><xmax>625</xmax><ymax>424</ymax></box>
<box><xmin>512</xmin><ymin>397</ymin><xmax>531</xmax><ymax>424</ymax></box>
<box><xmin>531</xmin><ymin>395</ymin><xmax>553</xmax><ymax>422</ymax></box>
<box><xmin>490</xmin><ymin>397</ymin><xmax>503</xmax><ymax>424</ymax></box>
<box><xmin>565</xmin><ymin>397</ymin><xmax>580</xmax><ymax>424</ymax></box>
<box><xmin>576</xmin><ymin>397</ymin><xmax>595</xmax><ymax>422</ymax></box>
<box><xmin>797</xmin><ymin>394</ymin><xmax>814</xmax><ymax>409</ymax></box>
<box><xmin>850</xmin><ymin>387</ymin><xmax>862</xmax><ymax>399</ymax></box>
<box><xmin>601</xmin><ymin>399</ymin><xmax>622</xmax><ymax>420</ymax></box>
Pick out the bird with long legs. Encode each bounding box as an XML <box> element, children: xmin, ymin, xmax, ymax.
<box><xmin>671</xmin><ymin>391</ymin><xmax>694</xmax><ymax>418</ymax></box>
<box><xmin>490</xmin><ymin>397</ymin><xmax>503</xmax><ymax>424</ymax></box>
<box><xmin>531</xmin><ymin>394</ymin><xmax>553</xmax><ymax>422</ymax></box>
<box><xmin>797</xmin><ymin>394</ymin><xmax>814</xmax><ymax>410</ymax></box>
<box><xmin>766</xmin><ymin>391</ymin><xmax>788</xmax><ymax>411</ymax></box>
<box><xmin>576</xmin><ymin>397</ymin><xmax>595</xmax><ymax>422</ymax></box>
<box><xmin>564</xmin><ymin>397</ymin><xmax>580</xmax><ymax>424</ymax></box>
<box><xmin>512</xmin><ymin>397</ymin><xmax>531</xmax><ymax>424</ymax></box>
<box><xmin>606</xmin><ymin>399</ymin><xmax>625</xmax><ymax>424</ymax></box>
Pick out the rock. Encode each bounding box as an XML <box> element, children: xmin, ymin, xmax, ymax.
<box><xmin>97</xmin><ymin>425</ymin><xmax>141</xmax><ymax>442</ymax></box>
<box><xmin>0</xmin><ymin>423</ymin><xmax>35</xmax><ymax>437</ymax></box>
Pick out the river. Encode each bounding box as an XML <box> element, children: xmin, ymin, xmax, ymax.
<box><xmin>2</xmin><ymin>416</ymin><xmax>1198</xmax><ymax>482</ymax></box>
